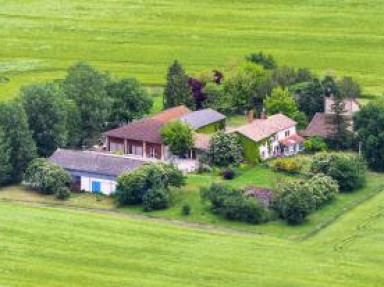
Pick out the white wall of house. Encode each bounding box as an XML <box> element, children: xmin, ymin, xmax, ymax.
<box><xmin>258</xmin><ymin>125</ymin><xmax>298</xmax><ymax>160</ymax></box>
<box><xmin>80</xmin><ymin>175</ymin><xmax>117</xmax><ymax>195</ymax></box>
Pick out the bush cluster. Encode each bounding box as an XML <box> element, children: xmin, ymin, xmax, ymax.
<box><xmin>273</xmin><ymin>174</ymin><xmax>339</xmax><ymax>224</ymax></box>
<box><xmin>24</xmin><ymin>158</ymin><xmax>71</xmax><ymax>200</ymax></box>
<box><xmin>271</xmin><ymin>158</ymin><xmax>301</xmax><ymax>174</ymax></box>
<box><xmin>303</xmin><ymin>137</ymin><xmax>327</xmax><ymax>153</ymax></box>
<box><xmin>310</xmin><ymin>153</ymin><xmax>366</xmax><ymax>192</ymax></box>
<box><xmin>221</xmin><ymin>167</ymin><xmax>235</xmax><ymax>180</ymax></box>
<box><xmin>115</xmin><ymin>163</ymin><xmax>185</xmax><ymax>211</ymax></box>
<box><xmin>201</xmin><ymin>183</ymin><xmax>270</xmax><ymax>224</ymax></box>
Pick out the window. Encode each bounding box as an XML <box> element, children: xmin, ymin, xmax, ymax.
<box><xmin>148</xmin><ymin>147</ymin><xmax>157</xmax><ymax>158</ymax></box>
<box><xmin>110</xmin><ymin>142</ymin><xmax>124</xmax><ymax>153</ymax></box>
<box><xmin>284</xmin><ymin>130</ymin><xmax>291</xmax><ymax>137</ymax></box>
<box><xmin>129</xmin><ymin>145</ymin><xmax>143</xmax><ymax>156</ymax></box>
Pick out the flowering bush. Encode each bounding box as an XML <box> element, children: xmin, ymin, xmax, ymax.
<box><xmin>271</xmin><ymin>158</ymin><xmax>301</xmax><ymax>174</ymax></box>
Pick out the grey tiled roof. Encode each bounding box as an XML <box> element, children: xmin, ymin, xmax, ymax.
<box><xmin>50</xmin><ymin>149</ymin><xmax>146</xmax><ymax>177</ymax></box>
<box><xmin>179</xmin><ymin>109</ymin><xmax>226</xmax><ymax>130</ymax></box>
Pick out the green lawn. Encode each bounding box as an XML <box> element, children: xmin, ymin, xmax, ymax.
<box><xmin>2</xmin><ymin>167</ymin><xmax>383</xmax><ymax>239</ymax></box>
<box><xmin>1</xmin><ymin>186</ymin><xmax>384</xmax><ymax>286</ymax></box>
<box><xmin>1</xmin><ymin>0</ymin><xmax>384</xmax><ymax>101</ymax></box>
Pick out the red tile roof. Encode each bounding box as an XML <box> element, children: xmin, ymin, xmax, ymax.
<box><xmin>230</xmin><ymin>114</ymin><xmax>297</xmax><ymax>142</ymax></box>
<box><xmin>105</xmin><ymin>105</ymin><xmax>191</xmax><ymax>143</ymax></box>
<box><xmin>279</xmin><ymin>134</ymin><xmax>304</xmax><ymax>147</ymax></box>
<box><xmin>302</xmin><ymin>112</ymin><xmax>331</xmax><ymax>138</ymax></box>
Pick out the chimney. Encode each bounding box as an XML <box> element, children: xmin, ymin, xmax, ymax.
<box><xmin>248</xmin><ymin>110</ymin><xmax>254</xmax><ymax>123</ymax></box>
<box><xmin>259</xmin><ymin>108</ymin><xmax>267</xmax><ymax>120</ymax></box>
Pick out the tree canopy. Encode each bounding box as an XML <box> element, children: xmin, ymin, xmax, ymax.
<box><xmin>62</xmin><ymin>62</ymin><xmax>112</xmax><ymax>147</ymax></box>
<box><xmin>107</xmin><ymin>78</ymin><xmax>153</xmax><ymax>129</ymax></box>
<box><xmin>264</xmin><ymin>87</ymin><xmax>307</xmax><ymax>129</ymax></box>
<box><xmin>0</xmin><ymin>101</ymin><xmax>37</xmax><ymax>182</ymax></box>
<box><xmin>208</xmin><ymin>132</ymin><xmax>243</xmax><ymax>167</ymax></box>
<box><xmin>161</xmin><ymin>121</ymin><xmax>194</xmax><ymax>157</ymax></box>
<box><xmin>20</xmin><ymin>83</ymin><xmax>68</xmax><ymax>157</ymax></box>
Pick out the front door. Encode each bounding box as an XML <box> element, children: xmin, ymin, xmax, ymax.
<box><xmin>92</xmin><ymin>181</ymin><xmax>101</xmax><ymax>194</ymax></box>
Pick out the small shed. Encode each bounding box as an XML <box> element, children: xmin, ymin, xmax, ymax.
<box><xmin>50</xmin><ymin>149</ymin><xmax>146</xmax><ymax>195</ymax></box>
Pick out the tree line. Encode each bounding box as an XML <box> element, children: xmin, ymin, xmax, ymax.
<box><xmin>0</xmin><ymin>62</ymin><xmax>153</xmax><ymax>185</ymax></box>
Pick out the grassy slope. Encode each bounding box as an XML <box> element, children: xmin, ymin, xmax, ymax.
<box><xmin>1</xmin><ymin>0</ymin><xmax>384</xmax><ymax>101</ymax></box>
<box><xmin>0</xmin><ymin>189</ymin><xmax>383</xmax><ymax>286</ymax></box>
<box><xmin>1</xmin><ymin>169</ymin><xmax>383</xmax><ymax>239</ymax></box>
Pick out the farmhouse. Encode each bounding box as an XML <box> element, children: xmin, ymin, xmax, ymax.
<box><xmin>50</xmin><ymin>149</ymin><xmax>147</xmax><ymax>195</ymax></box>
<box><xmin>104</xmin><ymin>105</ymin><xmax>226</xmax><ymax>160</ymax></box>
<box><xmin>303</xmin><ymin>97</ymin><xmax>360</xmax><ymax>138</ymax></box>
<box><xmin>229</xmin><ymin>113</ymin><xmax>304</xmax><ymax>162</ymax></box>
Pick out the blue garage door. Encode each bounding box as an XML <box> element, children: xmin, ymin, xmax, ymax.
<box><xmin>92</xmin><ymin>181</ymin><xmax>101</xmax><ymax>194</ymax></box>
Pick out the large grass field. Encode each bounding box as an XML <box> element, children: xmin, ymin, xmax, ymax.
<box><xmin>0</xmin><ymin>187</ymin><xmax>384</xmax><ymax>286</ymax></box>
<box><xmin>1</xmin><ymin>0</ymin><xmax>384</xmax><ymax>101</ymax></box>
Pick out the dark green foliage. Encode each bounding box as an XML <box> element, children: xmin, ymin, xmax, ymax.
<box><xmin>0</xmin><ymin>128</ymin><xmax>12</xmax><ymax>185</ymax></box>
<box><xmin>208</xmin><ymin>132</ymin><xmax>243</xmax><ymax>167</ymax></box>
<box><xmin>202</xmin><ymin>83</ymin><xmax>232</xmax><ymax>113</ymax></box>
<box><xmin>201</xmin><ymin>183</ymin><xmax>269</xmax><ymax>224</ymax></box>
<box><xmin>56</xmin><ymin>186</ymin><xmax>71</xmax><ymax>200</ymax></box>
<box><xmin>142</xmin><ymin>187</ymin><xmax>170</xmax><ymax>211</ymax></box>
<box><xmin>24</xmin><ymin>158</ymin><xmax>71</xmax><ymax>197</ymax></box>
<box><xmin>181</xmin><ymin>203</ymin><xmax>191</xmax><ymax>216</ymax></box>
<box><xmin>311</xmin><ymin>153</ymin><xmax>366</xmax><ymax>192</ymax></box>
<box><xmin>221</xmin><ymin>167</ymin><xmax>235</xmax><ymax>180</ymax></box>
<box><xmin>297</xmin><ymin>79</ymin><xmax>325</xmax><ymax>119</ymax></box>
<box><xmin>0</xmin><ymin>101</ymin><xmax>37</xmax><ymax>182</ymax></box>
<box><xmin>303</xmin><ymin>136</ymin><xmax>327</xmax><ymax>153</ymax></box>
<box><xmin>115</xmin><ymin>163</ymin><xmax>185</xmax><ymax>208</ymax></box>
<box><xmin>163</xmin><ymin>60</ymin><xmax>192</xmax><ymax>108</ymax></box>
<box><xmin>270</xmin><ymin>66</ymin><xmax>313</xmax><ymax>89</ymax></box>
<box><xmin>273</xmin><ymin>181</ymin><xmax>316</xmax><ymax>224</ymax></box>
<box><xmin>161</xmin><ymin>121</ymin><xmax>194</xmax><ymax>157</ymax></box>
<box><xmin>20</xmin><ymin>83</ymin><xmax>68</xmax><ymax>157</ymax></box>
<box><xmin>354</xmin><ymin>100</ymin><xmax>384</xmax><ymax>171</ymax></box>
<box><xmin>246</xmin><ymin>52</ymin><xmax>277</xmax><ymax>70</ymax></box>
<box><xmin>62</xmin><ymin>62</ymin><xmax>112</xmax><ymax>147</ymax></box>
<box><xmin>107</xmin><ymin>78</ymin><xmax>153</xmax><ymax>129</ymax></box>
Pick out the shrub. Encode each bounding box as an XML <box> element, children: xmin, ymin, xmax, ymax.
<box><xmin>221</xmin><ymin>167</ymin><xmax>235</xmax><ymax>180</ymax></box>
<box><xmin>200</xmin><ymin>183</ymin><xmax>240</xmax><ymax>213</ymax></box>
<box><xmin>24</xmin><ymin>158</ymin><xmax>71</xmax><ymax>198</ymax></box>
<box><xmin>271</xmin><ymin>158</ymin><xmax>301</xmax><ymax>173</ymax></box>
<box><xmin>142</xmin><ymin>188</ymin><xmax>170</xmax><ymax>211</ymax></box>
<box><xmin>115</xmin><ymin>163</ymin><xmax>185</xmax><ymax>207</ymax></box>
<box><xmin>208</xmin><ymin>132</ymin><xmax>243</xmax><ymax>167</ymax></box>
<box><xmin>303</xmin><ymin>137</ymin><xmax>327</xmax><ymax>153</ymax></box>
<box><xmin>221</xmin><ymin>195</ymin><xmax>269</xmax><ymax>224</ymax></box>
<box><xmin>201</xmin><ymin>183</ymin><xmax>269</xmax><ymax>224</ymax></box>
<box><xmin>273</xmin><ymin>181</ymin><xmax>316</xmax><ymax>224</ymax></box>
<box><xmin>307</xmin><ymin>174</ymin><xmax>339</xmax><ymax>207</ymax></box>
<box><xmin>311</xmin><ymin>153</ymin><xmax>366</xmax><ymax>192</ymax></box>
<box><xmin>56</xmin><ymin>186</ymin><xmax>71</xmax><ymax>200</ymax></box>
<box><xmin>181</xmin><ymin>203</ymin><xmax>191</xmax><ymax>216</ymax></box>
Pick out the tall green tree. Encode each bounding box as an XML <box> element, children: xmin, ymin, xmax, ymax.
<box><xmin>163</xmin><ymin>60</ymin><xmax>192</xmax><ymax>108</ymax></box>
<box><xmin>354</xmin><ymin>100</ymin><xmax>384</xmax><ymax>171</ymax></box>
<box><xmin>107</xmin><ymin>78</ymin><xmax>153</xmax><ymax>129</ymax></box>
<box><xmin>297</xmin><ymin>79</ymin><xmax>325</xmax><ymax>119</ymax></box>
<box><xmin>0</xmin><ymin>101</ymin><xmax>37</xmax><ymax>182</ymax></box>
<box><xmin>20</xmin><ymin>83</ymin><xmax>68</xmax><ymax>157</ymax></box>
<box><xmin>223</xmin><ymin>62</ymin><xmax>266</xmax><ymax>113</ymax></box>
<box><xmin>161</xmin><ymin>121</ymin><xmax>194</xmax><ymax>157</ymax></box>
<box><xmin>62</xmin><ymin>62</ymin><xmax>112</xmax><ymax>147</ymax></box>
<box><xmin>264</xmin><ymin>87</ymin><xmax>307</xmax><ymax>129</ymax></box>
<box><xmin>0</xmin><ymin>128</ymin><xmax>12</xmax><ymax>185</ymax></box>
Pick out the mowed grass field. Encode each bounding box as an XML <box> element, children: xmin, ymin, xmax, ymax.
<box><xmin>0</xmin><ymin>189</ymin><xmax>384</xmax><ymax>286</ymax></box>
<box><xmin>1</xmin><ymin>0</ymin><xmax>384</xmax><ymax>101</ymax></box>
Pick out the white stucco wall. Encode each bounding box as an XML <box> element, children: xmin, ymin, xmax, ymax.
<box><xmin>80</xmin><ymin>176</ymin><xmax>117</xmax><ymax>195</ymax></box>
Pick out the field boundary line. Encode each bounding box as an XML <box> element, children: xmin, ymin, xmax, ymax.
<box><xmin>300</xmin><ymin>187</ymin><xmax>384</xmax><ymax>240</ymax></box>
